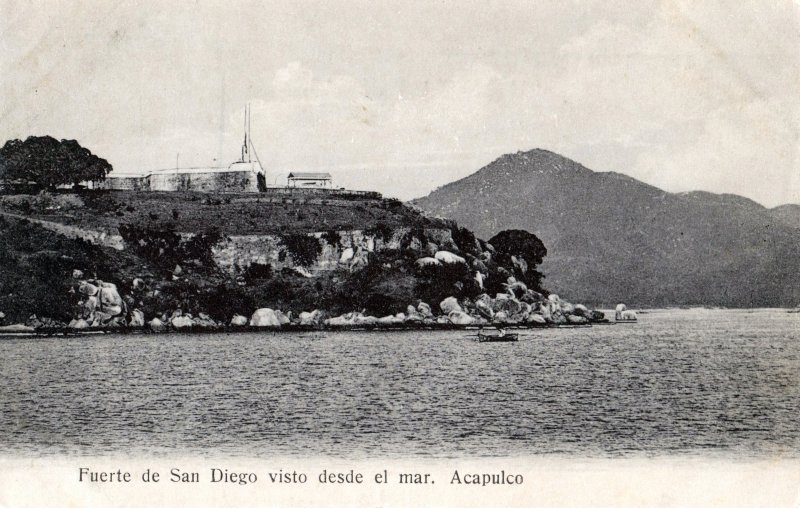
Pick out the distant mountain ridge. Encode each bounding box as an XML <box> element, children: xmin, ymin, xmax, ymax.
<box><xmin>413</xmin><ymin>149</ymin><xmax>800</xmax><ymax>307</ymax></box>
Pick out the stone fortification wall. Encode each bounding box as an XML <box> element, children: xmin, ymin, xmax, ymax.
<box><xmin>102</xmin><ymin>170</ymin><xmax>260</xmax><ymax>193</ymax></box>
<box><xmin>149</xmin><ymin>171</ymin><xmax>259</xmax><ymax>192</ymax></box>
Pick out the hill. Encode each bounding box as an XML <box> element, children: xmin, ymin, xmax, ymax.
<box><xmin>1</xmin><ymin>189</ymin><xmax>599</xmax><ymax>330</ymax></box>
<box><xmin>412</xmin><ymin>149</ymin><xmax>800</xmax><ymax>307</ymax></box>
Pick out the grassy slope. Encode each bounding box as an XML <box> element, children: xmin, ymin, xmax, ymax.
<box><xmin>0</xmin><ymin>190</ymin><xmax>446</xmax><ymax>235</ymax></box>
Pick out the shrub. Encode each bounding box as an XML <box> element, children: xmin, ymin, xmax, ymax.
<box><xmin>365</xmin><ymin>222</ymin><xmax>394</xmax><ymax>242</ymax></box>
<box><xmin>243</xmin><ymin>262</ymin><xmax>273</xmax><ymax>283</ymax></box>
<box><xmin>322</xmin><ymin>230</ymin><xmax>341</xmax><ymax>248</ymax></box>
<box><xmin>279</xmin><ymin>234</ymin><xmax>322</xmax><ymax>267</ymax></box>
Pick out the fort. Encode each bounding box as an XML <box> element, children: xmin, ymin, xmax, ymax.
<box><xmin>100</xmin><ymin>105</ymin><xmax>374</xmax><ymax>198</ymax></box>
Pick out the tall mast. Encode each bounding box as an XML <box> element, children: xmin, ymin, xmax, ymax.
<box><xmin>241</xmin><ymin>103</ymin><xmax>251</xmax><ymax>163</ymax></box>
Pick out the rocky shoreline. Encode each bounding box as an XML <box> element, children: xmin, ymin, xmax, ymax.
<box><xmin>0</xmin><ymin>274</ymin><xmax>607</xmax><ymax>335</ymax></box>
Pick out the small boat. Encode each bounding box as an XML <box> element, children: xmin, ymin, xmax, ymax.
<box><xmin>475</xmin><ymin>330</ymin><xmax>519</xmax><ymax>342</ymax></box>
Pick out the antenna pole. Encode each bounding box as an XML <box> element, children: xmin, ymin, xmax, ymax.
<box><xmin>247</xmin><ymin>103</ymin><xmax>252</xmax><ymax>162</ymax></box>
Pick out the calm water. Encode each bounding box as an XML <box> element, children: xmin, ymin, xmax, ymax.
<box><xmin>0</xmin><ymin>309</ymin><xmax>798</xmax><ymax>458</ymax></box>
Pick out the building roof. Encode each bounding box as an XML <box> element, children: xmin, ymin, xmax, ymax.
<box><xmin>288</xmin><ymin>172</ymin><xmax>332</xmax><ymax>180</ymax></box>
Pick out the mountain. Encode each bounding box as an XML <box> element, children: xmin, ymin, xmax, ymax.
<box><xmin>769</xmin><ymin>204</ymin><xmax>800</xmax><ymax>229</ymax></box>
<box><xmin>412</xmin><ymin>149</ymin><xmax>800</xmax><ymax>307</ymax></box>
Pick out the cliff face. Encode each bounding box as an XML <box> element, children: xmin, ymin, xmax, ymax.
<box><xmin>212</xmin><ymin>227</ymin><xmax>456</xmax><ymax>276</ymax></box>
<box><xmin>413</xmin><ymin>149</ymin><xmax>800</xmax><ymax>307</ymax></box>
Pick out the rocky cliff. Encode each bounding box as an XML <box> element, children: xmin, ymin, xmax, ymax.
<box><xmin>0</xmin><ymin>191</ymin><xmax>604</xmax><ymax>332</ymax></box>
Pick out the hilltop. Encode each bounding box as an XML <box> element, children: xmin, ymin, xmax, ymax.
<box><xmin>413</xmin><ymin>149</ymin><xmax>800</xmax><ymax>307</ymax></box>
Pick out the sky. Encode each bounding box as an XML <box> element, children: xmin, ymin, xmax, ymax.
<box><xmin>1</xmin><ymin>0</ymin><xmax>798</xmax><ymax>205</ymax></box>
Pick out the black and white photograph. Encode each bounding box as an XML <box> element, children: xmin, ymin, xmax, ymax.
<box><xmin>0</xmin><ymin>1</ymin><xmax>798</xmax><ymax>506</ymax></box>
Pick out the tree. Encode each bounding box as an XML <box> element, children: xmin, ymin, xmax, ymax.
<box><xmin>488</xmin><ymin>229</ymin><xmax>547</xmax><ymax>289</ymax></box>
<box><xmin>0</xmin><ymin>136</ymin><xmax>112</xmax><ymax>189</ymax></box>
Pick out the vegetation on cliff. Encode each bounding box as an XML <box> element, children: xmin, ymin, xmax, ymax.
<box><xmin>0</xmin><ymin>189</ymin><xmax>559</xmax><ymax>329</ymax></box>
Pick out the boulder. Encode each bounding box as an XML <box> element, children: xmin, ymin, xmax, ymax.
<box><xmin>472</xmin><ymin>259</ymin><xmax>488</xmax><ymax>273</ymax></box>
<box><xmin>275</xmin><ymin>310</ymin><xmax>291</xmax><ymax>325</ymax></box>
<box><xmin>448</xmin><ymin>311</ymin><xmax>474</xmax><ymax>325</ymax></box>
<box><xmin>250</xmin><ymin>308</ymin><xmax>284</xmax><ymax>328</ymax></box>
<box><xmin>171</xmin><ymin>316</ymin><xmax>194</xmax><ymax>329</ymax></box>
<box><xmin>474</xmin><ymin>296</ymin><xmax>494</xmax><ymax>319</ymax></box>
<box><xmin>568</xmin><ymin>315</ymin><xmax>589</xmax><ymax>324</ymax></box>
<box><xmin>560</xmin><ymin>302</ymin><xmax>575</xmax><ymax>314</ymax></box>
<box><xmin>573</xmin><ymin>304</ymin><xmax>589</xmax><ymax>317</ymax></box>
<box><xmin>589</xmin><ymin>310</ymin><xmax>606</xmax><ymax>322</ymax></box>
<box><xmin>230</xmin><ymin>314</ymin><xmax>248</xmax><ymax>326</ymax></box>
<box><xmin>474</xmin><ymin>271</ymin><xmax>485</xmax><ymax>290</ymax></box>
<box><xmin>339</xmin><ymin>248</ymin><xmax>355</xmax><ymax>263</ymax></box>
<box><xmin>434</xmin><ymin>251</ymin><xmax>466</xmax><ymax>265</ymax></box>
<box><xmin>424</xmin><ymin>242</ymin><xmax>439</xmax><ymax>256</ymax></box>
<box><xmin>404</xmin><ymin>311</ymin><xmax>423</xmax><ymax>322</ymax></box>
<box><xmin>439</xmin><ymin>297</ymin><xmax>462</xmax><ymax>314</ymax></box>
<box><xmin>615</xmin><ymin>303</ymin><xmax>627</xmax><ymax>312</ymax></box>
<box><xmin>149</xmin><ymin>318</ymin><xmax>166</xmax><ymax>332</ymax></box>
<box><xmin>539</xmin><ymin>304</ymin><xmax>552</xmax><ymax>321</ymax></box>
<box><xmin>99</xmin><ymin>283</ymin><xmax>123</xmax><ymax>308</ymax></box>
<box><xmin>526</xmin><ymin>313</ymin><xmax>547</xmax><ymax>325</ymax></box>
<box><xmin>105</xmin><ymin>317</ymin><xmax>126</xmax><ymax>328</ymax></box>
<box><xmin>79</xmin><ymin>282</ymin><xmax>99</xmax><ymax>297</ymax></box>
<box><xmin>378</xmin><ymin>315</ymin><xmax>403</xmax><ymax>325</ymax></box>
<box><xmin>298</xmin><ymin>310</ymin><xmax>324</xmax><ymax>326</ymax></box>
<box><xmin>416</xmin><ymin>257</ymin><xmax>441</xmax><ymax>268</ymax></box>
<box><xmin>493</xmin><ymin>296</ymin><xmax>522</xmax><ymax>315</ymax></box>
<box><xmin>324</xmin><ymin>315</ymin><xmax>353</xmax><ymax>327</ymax></box>
<box><xmin>521</xmin><ymin>290</ymin><xmax>544</xmax><ymax>304</ymax></box>
<box><xmin>353</xmin><ymin>314</ymin><xmax>378</xmax><ymax>326</ymax></box>
<box><xmin>548</xmin><ymin>294</ymin><xmax>561</xmax><ymax>304</ymax></box>
<box><xmin>104</xmin><ymin>304</ymin><xmax>123</xmax><ymax>317</ymax></box>
<box><xmin>509</xmin><ymin>302</ymin><xmax>531</xmax><ymax>322</ymax></box>
<box><xmin>493</xmin><ymin>311</ymin><xmax>509</xmax><ymax>323</ymax></box>
<box><xmin>68</xmin><ymin>318</ymin><xmax>90</xmax><ymax>329</ymax></box>
<box><xmin>89</xmin><ymin>311</ymin><xmax>112</xmax><ymax>327</ymax></box>
<box><xmin>194</xmin><ymin>313</ymin><xmax>217</xmax><ymax>328</ymax></box>
<box><xmin>129</xmin><ymin>309</ymin><xmax>145</xmax><ymax>328</ymax></box>
<box><xmin>417</xmin><ymin>302</ymin><xmax>433</xmax><ymax>318</ymax></box>
<box><xmin>550</xmin><ymin>311</ymin><xmax>567</xmax><ymax>325</ymax></box>
<box><xmin>72</xmin><ymin>269</ymin><xmax>84</xmax><ymax>279</ymax></box>
<box><xmin>505</xmin><ymin>280</ymin><xmax>528</xmax><ymax>298</ymax></box>
<box><xmin>82</xmin><ymin>296</ymin><xmax>99</xmax><ymax>316</ymax></box>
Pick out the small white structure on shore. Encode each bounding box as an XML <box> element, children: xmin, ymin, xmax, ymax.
<box><xmin>615</xmin><ymin>303</ymin><xmax>637</xmax><ymax>322</ymax></box>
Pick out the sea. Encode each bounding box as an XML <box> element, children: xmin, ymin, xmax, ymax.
<box><xmin>0</xmin><ymin>308</ymin><xmax>798</xmax><ymax>458</ymax></box>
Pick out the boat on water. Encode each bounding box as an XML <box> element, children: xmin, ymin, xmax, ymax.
<box><xmin>475</xmin><ymin>330</ymin><xmax>519</xmax><ymax>343</ymax></box>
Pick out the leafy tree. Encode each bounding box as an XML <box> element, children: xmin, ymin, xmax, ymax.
<box><xmin>0</xmin><ymin>136</ymin><xmax>112</xmax><ymax>189</ymax></box>
<box><xmin>488</xmin><ymin>229</ymin><xmax>547</xmax><ymax>289</ymax></box>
